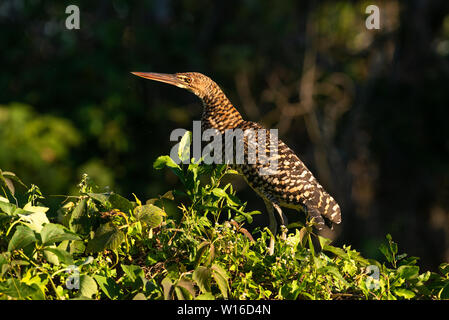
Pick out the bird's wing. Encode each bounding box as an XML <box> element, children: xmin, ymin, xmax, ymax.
<box><xmin>236</xmin><ymin>121</ymin><xmax>341</xmax><ymax>228</ymax></box>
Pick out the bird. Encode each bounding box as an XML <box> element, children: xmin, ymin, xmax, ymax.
<box><xmin>132</xmin><ymin>71</ymin><xmax>341</xmax><ymax>254</ymax></box>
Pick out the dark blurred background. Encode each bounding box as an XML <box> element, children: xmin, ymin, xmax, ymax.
<box><xmin>1</xmin><ymin>0</ymin><xmax>449</xmax><ymax>270</ymax></box>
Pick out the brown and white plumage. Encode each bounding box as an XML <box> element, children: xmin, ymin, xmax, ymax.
<box><xmin>132</xmin><ymin>71</ymin><xmax>341</xmax><ymax>253</ymax></box>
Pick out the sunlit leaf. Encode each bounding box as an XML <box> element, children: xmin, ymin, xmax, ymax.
<box><xmin>397</xmin><ymin>265</ymin><xmax>419</xmax><ymax>280</ymax></box>
<box><xmin>86</xmin><ymin>222</ymin><xmax>125</xmax><ymax>253</ymax></box>
<box><xmin>1</xmin><ymin>171</ymin><xmax>27</xmax><ymax>189</ymax></box>
<box><xmin>94</xmin><ymin>275</ymin><xmax>121</xmax><ymax>299</ymax></box>
<box><xmin>40</xmin><ymin>223</ymin><xmax>80</xmax><ymax>246</ymax></box>
<box><xmin>87</xmin><ymin>192</ymin><xmax>110</xmax><ymax>204</ymax></box>
<box><xmin>193</xmin><ymin>266</ymin><xmax>211</xmax><ymax>293</ymax></box>
<box><xmin>161</xmin><ymin>277</ymin><xmax>174</xmax><ymax>300</ymax></box>
<box><xmin>18</xmin><ymin>211</ymin><xmax>50</xmax><ymax>233</ymax></box>
<box><xmin>153</xmin><ymin>156</ymin><xmax>180</xmax><ymax>170</ymax></box>
<box><xmin>121</xmin><ymin>264</ymin><xmax>146</xmax><ymax>288</ymax></box>
<box><xmin>43</xmin><ymin>247</ymin><xmax>74</xmax><ymax>265</ymax></box>
<box><xmin>439</xmin><ymin>282</ymin><xmax>449</xmax><ymax>299</ymax></box>
<box><xmin>7</xmin><ymin>225</ymin><xmax>37</xmax><ymax>252</ymax></box>
<box><xmin>133</xmin><ymin>293</ymin><xmax>146</xmax><ymax>300</ymax></box>
<box><xmin>178</xmin><ymin>131</ymin><xmax>192</xmax><ymax>163</ymax></box>
<box><xmin>195</xmin><ymin>292</ymin><xmax>215</xmax><ymax>300</ymax></box>
<box><xmin>176</xmin><ymin>278</ymin><xmax>195</xmax><ymax>300</ymax></box>
<box><xmin>79</xmin><ymin>275</ymin><xmax>98</xmax><ymax>298</ymax></box>
<box><xmin>133</xmin><ymin>204</ymin><xmax>165</xmax><ymax>228</ymax></box>
<box><xmin>0</xmin><ymin>278</ymin><xmax>40</xmax><ymax>299</ymax></box>
<box><xmin>69</xmin><ymin>198</ymin><xmax>87</xmax><ymax>233</ymax></box>
<box><xmin>394</xmin><ymin>288</ymin><xmax>415</xmax><ymax>299</ymax></box>
<box><xmin>109</xmin><ymin>193</ymin><xmax>133</xmax><ymax>213</ymax></box>
<box><xmin>23</xmin><ymin>202</ymin><xmax>49</xmax><ymax>214</ymax></box>
<box><xmin>211</xmin><ymin>263</ymin><xmax>229</xmax><ymax>299</ymax></box>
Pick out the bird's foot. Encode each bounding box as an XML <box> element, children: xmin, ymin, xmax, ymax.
<box><xmin>280</xmin><ymin>225</ymin><xmax>288</xmax><ymax>241</ymax></box>
<box><xmin>268</xmin><ymin>236</ymin><xmax>275</xmax><ymax>256</ymax></box>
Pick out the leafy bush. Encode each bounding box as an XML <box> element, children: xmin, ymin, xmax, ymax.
<box><xmin>0</xmin><ymin>134</ymin><xmax>449</xmax><ymax>300</ymax></box>
<box><xmin>0</xmin><ymin>103</ymin><xmax>81</xmax><ymax>194</ymax></box>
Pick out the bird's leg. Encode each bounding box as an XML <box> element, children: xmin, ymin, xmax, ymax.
<box><xmin>272</xmin><ymin>201</ymin><xmax>288</xmax><ymax>241</ymax></box>
<box><xmin>263</xmin><ymin>196</ymin><xmax>289</xmax><ymax>254</ymax></box>
<box><xmin>263</xmin><ymin>199</ymin><xmax>277</xmax><ymax>255</ymax></box>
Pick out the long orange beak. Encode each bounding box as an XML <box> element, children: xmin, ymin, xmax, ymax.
<box><xmin>131</xmin><ymin>72</ymin><xmax>184</xmax><ymax>88</ymax></box>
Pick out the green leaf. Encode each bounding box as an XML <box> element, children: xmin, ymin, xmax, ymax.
<box><xmin>94</xmin><ymin>275</ymin><xmax>121</xmax><ymax>299</ymax></box>
<box><xmin>226</xmin><ymin>193</ymin><xmax>242</xmax><ymax>206</ymax></box>
<box><xmin>0</xmin><ymin>278</ymin><xmax>40</xmax><ymax>299</ymax></box>
<box><xmin>193</xmin><ymin>266</ymin><xmax>211</xmax><ymax>293</ymax></box>
<box><xmin>0</xmin><ymin>252</ymin><xmax>11</xmax><ymax>277</ymax></box>
<box><xmin>43</xmin><ymin>247</ymin><xmax>74</xmax><ymax>265</ymax></box>
<box><xmin>0</xmin><ymin>170</ymin><xmax>26</xmax><ymax>196</ymax></box>
<box><xmin>7</xmin><ymin>225</ymin><xmax>37</xmax><ymax>252</ymax></box>
<box><xmin>161</xmin><ymin>277</ymin><xmax>174</xmax><ymax>300</ymax></box>
<box><xmin>133</xmin><ymin>204</ymin><xmax>165</xmax><ymax>228</ymax></box>
<box><xmin>439</xmin><ymin>282</ymin><xmax>449</xmax><ymax>299</ymax></box>
<box><xmin>193</xmin><ymin>242</ymin><xmax>210</xmax><ymax>267</ymax></box>
<box><xmin>160</xmin><ymin>190</ymin><xmax>175</xmax><ymax>200</ymax></box>
<box><xmin>87</xmin><ymin>192</ymin><xmax>133</xmax><ymax>213</ymax></box>
<box><xmin>153</xmin><ymin>156</ymin><xmax>185</xmax><ymax>184</ymax></box>
<box><xmin>109</xmin><ymin>193</ymin><xmax>133</xmax><ymax>213</ymax></box>
<box><xmin>212</xmin><ymin>188</ymin><xmax>242</xmax><ymax>207</ymax></box>
<box><xmin>380</xmin><ymin>234</ymin><xmax>398</xmax><ymax>266</ymax></box>
<box><xmin>386</xmin><ymin>234</ymin><xmax>398</xmax><ymax>253</ymax></box>
<box><xmin>153</xmin><ymin>156</ymin><xmax>180</xmax><ymax>170</ymax></box>
<box><xmin>133</xmin><ymin>293</ymin><xmax>147</xmax><ymax>300</ymax></box>
<box><xmin>418</xmin><ymin>270</ymin><xmax>431</xmax><ymax>283</ymax></box>
<box><xmin>87</xmin><ymin>192</ymin><xmax>110</xmax><ymax>204</ymax></box>
<box><xmin>178</xmin><ymin>131</ymin><xmax>192</xmax><ymax>163</ymax></box>
<box><xmin>69</xmin><ymin>198</ymin><xmax>87</xmax><ymax>233</ymax></box>
<box><xmin>86</xmin><ymin>222</ymin><xmax>125</xmax><ymax>253</ymax></box>
<box><xmin>0</xmin><ymin>252</ymin><xmax>10</xmax><ymax>277</ymax></box>
<box><xmin>211</xmin><ymin>263</ymin><xmax>229</xmax><ymax>299</ymax></box>
<box><xmin>69</xmin><ymin>240</ymin><xmax>86</xmax><ymax>254</ymax></box>
<box><xmin>318</xmin><ymin>266</ymin><xmax>349</xmax><ymax>287</ymax></box>
<box><xmin>176</xmin><ymin>279</ymin><xmax>196</xmax><ymax>300</ymax></box>
<box><xmin>394</xmin><ymin>288</ymin><xmax>415</xmax><ymax>299</ymax></box>
<box><xmin>18</xmin><ymin>211</ymin><xmax>50</xmax><ymax>233</ymax></box>
<box><xmin>0</xmin><ymin>200</ymin><xmax>32</xmax><ymax>216</ymax></box>
<box><xmin>318</xmin><ymin>236</ymin><xmax>332</xmax><ymax>249</ymax></box>
<box><xmin>397</xmin><ymin>265</ymin><xmax>419</xmax><ymax>280</ymax></box>
<box><xmin>439</xmin><ymin>263</ymin><xmax>449</xmax><ymax>276</ymax></box>
<box><xmin>2</xmin><ymin>177</ymin><xmax>15</xmax><ymax>196</ymax></box>
<box><xmin>0</xmin><ymin>200</ymin><xmax>16</xmax><ymax>215</ymax></box>
<box><xmin>79</xmin><ymin>275</ymin><xmax>98</xmax><ymax>298</ymax></box>
<box><xmin>23</xmin><ymin>202</ymin><xmax>49</xmax><ymax>214</ymax></box>
<box><xmin>227</xmin><ymin>206</ymin><xmax>255</xmax><ymax>224</ymax></box>
<box><xmin>121</xmin><ymin>264</ymin><xmax>146</xmax><ymax>288</ymax></box>
<box><xmin>212</xmin><ymin>188</ymin><xmax>227</xmax><ymax>199</ymax></box>
<box><xmin>1</xmin><ymin>171</ymin><xmax>27</xmax><ymax>189</ymax></box>
<box><xmin>42</xmin><ymin>247</ymin><xmax>59</xmax><ymax>265</ymax></box>
<box><xmin>195</xmin><ymin>292</ymin><xmax>215</xmax><ymax>300</ymax></box>
<box><xmin>40</xmin><ymin>223</ymin><xmax>80</xmax><ymax>246</ymax></box>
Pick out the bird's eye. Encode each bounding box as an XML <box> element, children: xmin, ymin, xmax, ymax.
<box><xmin>177</xmin><ymin>75</ymin><xmax>192</xmax><ymax>84</ymax></box>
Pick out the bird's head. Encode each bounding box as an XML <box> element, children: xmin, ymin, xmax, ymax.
<box><xmin>131</xmin><ymin>71</ymin><xmax>216</xmax><ymax>100</ymax></box>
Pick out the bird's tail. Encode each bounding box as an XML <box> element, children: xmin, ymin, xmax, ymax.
<box><xmin>303</xmin><ymin>188</ymin><xmax>341</xmax><ymax>230</ymax></box>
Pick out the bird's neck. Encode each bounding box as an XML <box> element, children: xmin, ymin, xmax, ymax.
<box><xmin>200</xmin><ymin>86</ymin><xmax>243</xmax><ymax>133</ymax></box>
